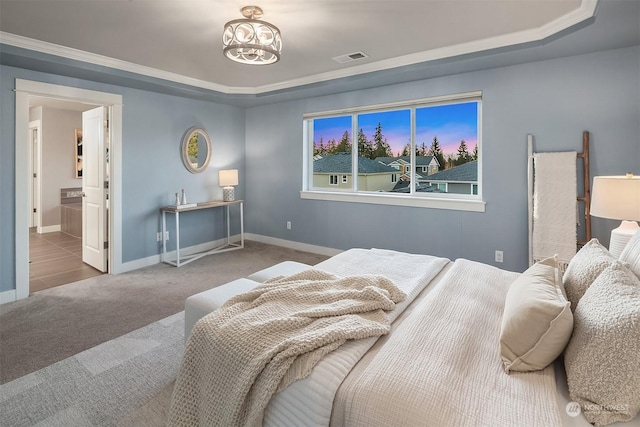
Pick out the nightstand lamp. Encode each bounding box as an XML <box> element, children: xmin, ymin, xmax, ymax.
<box><xmin>219</xmin><ymin>169</ymin><xmax>238</xmax><ymax>202</ymax></box>
<box><xmin>590</xmin><ymin>173</ymin><xmax>640</xmax><ymax>257</ymax></box>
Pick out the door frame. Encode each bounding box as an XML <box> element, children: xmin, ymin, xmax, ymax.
<box><xmin>28</xmin><ymin>120</ymin><xmax>41</xmax><ymax>230</ymax></box>
<box><xmin>15</xmin><ymin>79</ymin><xmax>123</xmax><ymax>300</ymax></box>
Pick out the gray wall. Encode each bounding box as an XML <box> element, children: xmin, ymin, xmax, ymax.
<box><xmin>244</xmin><ymin>46</ymin><xmax>640</xmax><ymax>272</ymax></box>
<box><xmin>2</xmin><ymin>45</ymin><xmax>638</xmax><ymax>292</ymax></box>
<box><xmin>0</xmin><ymin>65</ymin><xmax>246</xmax><ymax>291</ymax></box>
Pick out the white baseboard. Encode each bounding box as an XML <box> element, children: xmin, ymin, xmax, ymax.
<box><xmin>120</xmin><ymin>234</ymin><xmax>340</xmax><ymax>273</ymax></box>
<box><xmin>244</xmin><ymin>233</ymin><xmax>342</xmax><ymax>257</ymax></box>
<box><xmin>119</xmin><ymin>235</ymin><xmax>243</xmax><ymax>273</ymax></box>
<box><xmin>37</xmin><ymin>225</ymin><xmax>61</xmax><ymax>234</ymax></box>
<box><xmin>0</xmin><ymin>289</ymin><xmax>17</xmax><ymax>305</ymax></box>
<box><xmin>119</xmin><ymin>254</ymin><xmax>161</xmax><ymax>273</ymax></box>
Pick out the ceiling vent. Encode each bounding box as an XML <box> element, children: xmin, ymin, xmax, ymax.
<box><xmin>332</xmin><ymin>51</ymin><xmax>369</xmax><ymax>64</ymax></box>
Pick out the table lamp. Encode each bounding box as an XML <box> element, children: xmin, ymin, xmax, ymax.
<box><xmin>219</xmin><ymin>169</ymin><xmax>238</xmax><ymax>202</ymax></box>
<box><xmin>590</xmin><ymin>173</ymin><xmax>640</xmax><ymax>257</ymax></box>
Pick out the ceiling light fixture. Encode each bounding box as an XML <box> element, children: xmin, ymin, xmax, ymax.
<box><xmin>222</xmin><ymin>5</ymin><xmax>282</xmax><ymax>65</ymax></box>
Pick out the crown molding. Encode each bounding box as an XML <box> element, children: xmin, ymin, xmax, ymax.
<box><xmin>0</xmin><ymin>0</ymin><xmax>597</xmax><ymax>96</ymax></box>
<box><xmin>0</xmin><ymin>32</ymin><xmax>250</xmax><ymax>95</ymax></box>
<box><xmin>256</xmin><ymin>0</ymin><xmax>598</xmax><ymax>94</ymax></box>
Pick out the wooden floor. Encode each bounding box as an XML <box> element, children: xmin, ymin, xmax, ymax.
<box><xmin>29</xmin><ymin>230</ymin><xmax>103</xmax><ymax>292</ymax></box>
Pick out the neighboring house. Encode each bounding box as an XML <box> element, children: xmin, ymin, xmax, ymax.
<box><xmin>375</xmin><ymin>156</ymin><xmax>439</xmax><ymax>181</ymax></box>
<box><xmin>313</xmin><ymin>152</ymin><xmax>399</xmax><ymax>192</ymax></box>
<box><xmin>421</xmin><ymin>160</ymin><xmax>478</xmax><ymax>195</ymax></box>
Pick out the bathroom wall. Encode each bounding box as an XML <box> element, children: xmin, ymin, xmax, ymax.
<box><xmin>29</xmin><ymin>107</ymin><xmax>82</xmax><ymax>230</ymax></box>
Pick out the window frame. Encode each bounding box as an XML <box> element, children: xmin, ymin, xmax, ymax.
<box><xmin>301</xmin><ymin>91</ymin><xmax>485</xmax><ymax>212</ymax></box>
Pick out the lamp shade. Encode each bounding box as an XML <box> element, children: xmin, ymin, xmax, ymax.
<box><xmin>219</xmin><ymin>169</ymin><xmax>239</xmax><ymax>187</ymax></box>
<box><xmin>590</xmin><ymin>175</ymin><xmax>640</xmax><ymax>221</ymax></box>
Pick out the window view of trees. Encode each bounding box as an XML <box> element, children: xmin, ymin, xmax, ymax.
<box><xmin>309</xmin><ymin>97</ymin><xmax>480</xmax><ymax>196</ymax></box>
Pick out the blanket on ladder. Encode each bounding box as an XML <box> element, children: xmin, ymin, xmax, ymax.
<box><xmin>167</xmin><ymin>269</ymin><xmax>406</xmax><ymax>427</ymax></box>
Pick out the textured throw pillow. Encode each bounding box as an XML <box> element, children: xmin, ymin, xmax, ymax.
<box><xmin>619</xmin><ymin>229</ymin><xmax>640</xmax><ymax>279</ymax></box>
<box><xmin>500</xmin><ymin>256</ymin><xmax>573</xmax><ymax>373</ymax></box>
<box><xmin>563</xmin><ymin>238</ymin><xmax>616</xmax><ymax>312</ymax></box>
<box><xmin>564</xmin><ymin>261</ymin><xmax>640</xmax><ymax>426</ymax></box>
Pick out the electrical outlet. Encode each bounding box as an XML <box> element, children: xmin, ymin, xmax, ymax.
<box><xmin>286</xmin><ymin>221</ymin><xmax>292</xmax><ymax>230</ymax></box>
<box><xmin>157</xmin><ymin>232</ymin><xmax>162</xmax><ymax>242</ymax></box>
<box><xmin>164</xmin><ymin>231</ymin><xmax>169</xmax><ymax>240</ymax></box>
<box><xmin>495</xmin><ymin>250</ymin><xmax>504</xmax><ymax>263</ymax></box>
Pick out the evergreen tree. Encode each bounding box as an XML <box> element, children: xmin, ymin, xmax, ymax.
<box><xmin>472</xmin><ymin>144</ymin><xmax>478</xmax><ymax>160</ymax></box>
<box><xmin>335</xmin><ymin>130</ymin><xmax>352</xmax><ymax>153</ymax></box>
<box><xmin>357</xmin><ymin>128</ymin><xmax>374</xmax><ymax>159</ymax></box>
<box><xmin>327</xmin><ymin>138</ymin><xmax>337</xmax><ymax>154</ymax></box>
<box><xmin>428</xmin><ymin>136</ymin><xmax>446</xmax><ymax>170</ymax></box>
<box><xmin>418</xmin><ymin>142</ymin><xmax>428</xmax><ymax>157</ymax></box>
<box><xmin>401</xmin><ymin>142</ymin><xmax>411</xmax><ymax>156</ymax></box>
<box><xmin>455</xmin><ymin>139</ymin><xmax>471</xmax><ymax>166</ymax></box>
<box><xmin>314</xmin><ymin>137</ymin><xmax>325</xmax><ymax>156</ymax></box>
<box><xmin>372</xmin><ymin>123</ymin><xmax>393</xmax><ymax>158</ymax></box>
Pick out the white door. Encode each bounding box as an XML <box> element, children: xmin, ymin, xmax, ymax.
<box><xmin>82</xmin><ymin>106</ymin><xmax>108</xmax><ymax>272</ymax></box>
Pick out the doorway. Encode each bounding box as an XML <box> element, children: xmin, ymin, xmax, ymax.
<box><xmin>14</xmin><ymin>79</ymin><xmax>123</xmax><ymax>301</ymax></box>
<box><xmin>27</xmin><ymin>102</ymin><xmax>108</xmax><ymax>291</ymax></box>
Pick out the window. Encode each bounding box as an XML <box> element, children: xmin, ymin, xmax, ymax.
<box><xmin>303</xmin><ymin>91</ymin><xmax>484</xmax><ymax>212</ymax></box>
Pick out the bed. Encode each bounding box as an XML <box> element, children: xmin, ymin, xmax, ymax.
<box><xmin>168</xmin><ymin>240</ymin><xmax>640</xmax><ymax>427</ymax></box>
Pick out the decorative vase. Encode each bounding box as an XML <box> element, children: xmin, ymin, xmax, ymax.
<box><xmin>181</xmin><ymin>189</ymin><xmax>187</xmax><ymax>205</ymax></box>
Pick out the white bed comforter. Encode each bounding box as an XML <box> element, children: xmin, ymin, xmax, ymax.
<box><xmin>262</xmin><ymin>248</ymin><xmax>450</xmax><ymax>427</ymax></box>
<box><xmin>168</xmin><ymin>270</ymin><xmax>406</xmax><ymax>427</ymax></box>
<box><xmin>330</xmin><ymin>258</ymin><xmax>563</xmax><ymax>427</ymax></box>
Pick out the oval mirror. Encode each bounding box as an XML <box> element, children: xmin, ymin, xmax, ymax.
<box><xmin>181</xmin><ymin>127</ymin><xmax>212</xmax><ymax>173</ymax></box>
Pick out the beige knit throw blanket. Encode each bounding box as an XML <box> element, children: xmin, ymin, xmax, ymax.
<box><xmin>167</xmin><ymin>269</ymin><xmax>406</xmax><ymax>427</ymax></box>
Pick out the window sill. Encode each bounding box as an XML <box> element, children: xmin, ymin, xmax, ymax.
<box><xmin>300</xmin><ymin>190</ymin><xmax>486</xmax><ymax>212</ymax></box>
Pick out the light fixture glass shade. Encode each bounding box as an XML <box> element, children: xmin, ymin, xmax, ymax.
<box><xmin>223</xmin><ymin>6</ymin><xmax>281</xmax><ymax>65</ymax></box>
<box><xmin>591</xmin><ymin>174</ymin><xmax>640</xmax><ymax>257</ymax></box>
<box><xmin>219</xmin><ymin>169</ymin><xmax>239</xmax><ymax>187</ymax></box>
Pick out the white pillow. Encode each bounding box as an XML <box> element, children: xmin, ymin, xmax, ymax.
<box><xmin>500</xmin><ymin>256</ymin><xmax>573</xmax><ymax>373</ymax></box>
<box><xmin>619</xmin><ymin>229</ymin><xmax>640</xmax><ymax>279</ymax></box>
<box><xmin>564</xmin><ymin>261</ymin><xmax>640</xmax><ymax>425</ymax></box>
<box><xmin>563</xmin><ymin>239</ymin><xmax>617</xmax><ymax>312</ymax></box>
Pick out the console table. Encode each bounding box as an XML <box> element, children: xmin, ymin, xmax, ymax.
<box><xmin>160</xmin><ymin>200</ymin><xmax>244</xmax><ymax>267</ymax></box>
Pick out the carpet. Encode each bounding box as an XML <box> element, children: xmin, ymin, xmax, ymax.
<box><xmin>1</xmin><ymin>241</ymin><xmax>329</xmax><ymax>384</ymax></box>
<box><xmin>0</xmin><ymin>312</ymin><xmax>183</xmax><ymax>427</ymax></box>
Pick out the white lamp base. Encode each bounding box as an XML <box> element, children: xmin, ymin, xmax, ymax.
<box><xmin>223</xmin><ymin>186</ymin><xmax>235</xmax><ymax>202</ymax></box>
<box><xmin>609</xmin><ymin>220</ymin><xmax>640</xmax><ymax>258</ymax></box>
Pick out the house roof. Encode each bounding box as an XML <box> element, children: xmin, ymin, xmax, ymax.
<box><xmin>423</xmin><ymin>160</ymin><xmax>478</xmax><ymax>182</ymax></box>
<box><xmin>314</xmin><ymin>153</ymin><xmax>399</xmax><ymax>174</ymax></box>
<box><xmin>390</xmin><ymin>180</ymin><xmax>443</xmax><ymax>193</ymax></box>
<box><xmin>376</xmin><ymin>156</ymin><xmax>436</xmax><ymax>166</ymax></box>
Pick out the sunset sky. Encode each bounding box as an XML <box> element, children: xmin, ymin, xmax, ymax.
<box><xmin>313</xmin><ymin>102</ymin><xmax>478</xmax><ymax>156</ymax></box>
